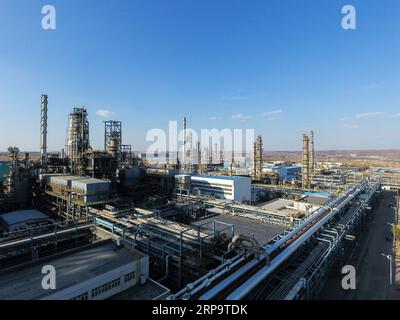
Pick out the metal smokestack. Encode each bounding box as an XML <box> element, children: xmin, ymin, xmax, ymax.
<box><xmin>40</xmin><ymin>95</ymin><xmax>48</xmax><ymax>166</ymax></box>
<box><xmin>182</xmin><ymin>116</ymin><xmax>187</xmax><ymax>166</ymax></box>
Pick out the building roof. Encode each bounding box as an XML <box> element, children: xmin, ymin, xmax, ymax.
<box><xmin>49</xmin><ymin>175</ymin><xmax>109</xmax><ymax>184</ymax></box>
<box><xmin>0</xmin><ymin>241</ymin><xmax>146</xmax><ymax>300</ymax></box>
<box><xmin>258</xmin><ymin>199</ymin><xmax>304</xmax><ymax>218</ymax></box>
<box><xmin>262</xmin><ymin>165</ymin><xmax>302</xmax><ymax>170</ymax></box>
<box><xmin>301</xmin><ymin>191</ymin><xmax>332</xmax><ymax>198</ymax></box>
<box><xmin>281</xmin><ymin>174</ymin><xmax>300</xmax><ymax>179</ymax></box>
<box><xmin>111</xmin><ymin>278</ymin><xmax>170</xmax><ymax>300</ymax></box>
<box><xmin>301</xmin><ymin>196</ymin><xmax>331</xmax><ymax>205</ymax></box>
<box><xmin>0</xmin><ymin>210</ymin><xmax>49</xmax><ymax>227</ymax></box>
<box><xmin>73</xmin><ymin>178</ymin><xmax>110</xmax><ymax>184</ymax></box>
<box><xmin>191</xmin><ymin>174</ymin><xmax>249</xmax><ymax>181</ymax></box>
<box><xmin>300</xmin><ymin>192</ymin><xmax>332</xmax><ymax>205</ymax></box>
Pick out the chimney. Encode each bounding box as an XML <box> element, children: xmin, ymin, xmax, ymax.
<box><xmin>182</xmin><ymin>116</ymin><xmax>186</xmax><ymax>167</ymax></box>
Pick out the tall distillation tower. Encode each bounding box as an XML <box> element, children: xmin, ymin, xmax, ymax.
<box><xmin>302</xmin><ymin>133</ymin><xmax>310</xmax><ymax>189</ymax></box>
<box><xmin>65</xmin><ymin>108</ymin><xmax>91</xmax><ymax>173</ymax></box>
<box><xmin>181</xmin><ymin>116</ymin><xmax>194</xmax><ymax>172</ymax></box>
<box><xmin>310</xmin><ymin>130</ymin><xmax>315</xmax><ymax>175</ymax></box>
<box><xmin>252</xmin><ymin>135</ymin><xmax>263</xmax><ymax>180</ymax></box>
<box><xmin>104</xmin><ymin>120</ymin><xmax>122</xmax><ymax>165</ymax></box>
<box><xmin>40</xmin><ymin>95</ymin><xmax>48</xmax><ymax>168</ymax></box>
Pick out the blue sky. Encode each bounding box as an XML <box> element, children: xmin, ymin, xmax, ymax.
<box><xmin>0</xmin><ymin>0</ymin><xmax>399</xmax><ymax>152</ymax></box>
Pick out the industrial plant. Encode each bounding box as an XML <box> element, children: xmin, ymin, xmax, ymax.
<box><xmin>0</xmin><ymin>95</ymin><xmax>396</xmax><ymax>301</ymax></box>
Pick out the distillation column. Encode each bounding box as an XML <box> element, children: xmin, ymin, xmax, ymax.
<box><xmin>65</xmin><ymin>108</ymin><xmax>91</xmax><ymax>173</ymax></box>
<box><xmin>310</xmin><ymin>130</ymin><xmax>315</xmax><ymax>174</ymax></box>
<box><xmin>40</xmin><ymin>95</ymin><xmax>48</xmax><ymax>167</ymax></box>
<box><xmin>104</xmin><ymin>120</ymin><xmax>122</xmax><ymax>165</ymax></box>
<box><xmin>302</xmin><ymin>134</ymin><xmax>310</xmax><ymax>189</ymax></box>
<box><xmin>253</xmin><ymin>135</ymin><xmax>263</xmax><ymax>180</ymax></box>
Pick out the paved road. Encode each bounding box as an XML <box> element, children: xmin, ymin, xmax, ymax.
<box><xmin>320</xmin><ymin>191</ymin><xmax>400</xmax><ymax>300</ymax></box>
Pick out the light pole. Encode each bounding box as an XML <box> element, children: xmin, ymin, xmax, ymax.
<box><xmin>382</xmin><ymin>253</ymin><xmax>393</xmax><ymax>286</ymax></box>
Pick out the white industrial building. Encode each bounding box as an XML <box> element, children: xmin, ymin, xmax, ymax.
<box><xmin>190</xmin><ymin>174</ymin><xmax>251</xmax><ymax>203</ymax></box>
<box><xmin>262</xmin><ymin>164</ymin><xmax>302</xmax><ymax>179</ymax></box>
<box><xmin>0</xmin><ymin>241</ymin><xmax>150</xmax><ymax>300</ymax></box>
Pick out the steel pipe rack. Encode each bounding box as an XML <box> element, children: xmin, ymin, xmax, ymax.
<box><xmin>226</xmin><ymin>180</ymin><xmax>374</xmax><ymax>300</ymax></box>
<box><xmin>169</xmin><ymin>179</ymin><xmax>377</xmax><ymax>300</ymax></box>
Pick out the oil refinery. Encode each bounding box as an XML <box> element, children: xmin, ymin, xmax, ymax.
<box><xmin>1</xmin><ymin>1</ymin><xmax>400</xmax><ymax>308</ymax></box>
<box><xmin>0</xmin><ymin>95</ymin><xmax>395</xmax><ymax>301</ymax></box>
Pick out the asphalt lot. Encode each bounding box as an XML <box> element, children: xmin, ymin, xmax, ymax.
<box><xmin>320</xmin><ymin>191</ymin><xmax>400</xmax><ymax>300</ymax></box>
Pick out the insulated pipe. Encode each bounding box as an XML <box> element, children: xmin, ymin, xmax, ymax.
<box><xmin>180</xmin><ymin>184</ymin><xmax>365</xmax><ymax>300</ymax></box>
<box><xmin>200</xmin><ymin>183</ymin><xmax>366</xmax><ymax>300</ymax></box>
<box><xmin>284</xmin><ymin>278</ymin><xmax>306</xmax><ymax>300</ymax></box>
<box><xmin>186</xmin><ymin>255</ymin><xmax>249</xmax><ymax>299</ymax></box>
<box><xmin>226</xmin><ymin>183</ymin><xmax>367</xmax><ymax>300</ymax></box>
<box><xmin>228</xmin><ymin>234</ymin><xmax>261</xmax><ymax>253</ymax></box>
<box><xmin>158</xmin><ymin>255</ymin><xmax>172</xmax><ymax>282</ymax></box>
<box><xmin>0</xmin><ymin>223</ymin><xmax>93</xmax><ymax>249</ymax></box>
<box><xmin>197</xmin><ymin>185</ymin><xmax>365</xmax><ymax>300</ymax></box>
<box><xmin>198</xmin><ymin>258</ymin><xmax>261</xmax><ymax>300</ymax></box>
<box><xmin>171</xmin><ymin>181</ymin><xmax>370</xmax><ymax>300</ymax></box>
<box><xmin>167</xmin><ymin>254</ymin><xmax>244</xmax><ymax>300</ymax></box>
<box><xmin>266</xmin><ymin>183</ymin><xmax>364</xmax><ymax>255</ymax></box>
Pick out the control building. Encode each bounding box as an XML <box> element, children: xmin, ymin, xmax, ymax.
<box><xmin>190</xmin><ymin>174</ymin><xmax>251</xmax><ymax>203</ymax></box>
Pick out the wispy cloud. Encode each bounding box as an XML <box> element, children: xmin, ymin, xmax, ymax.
<box><xmin>346</xmin><ymin>124</ymin><xmax>360</xmax><ymax>129</ymax></box>
<box><xmin>222</xmin><ymin>95</ymin><xmax>252</xmax><ymax>101</ymax></box>
<box><xmin>96</xmin><ymin>109</ymin><xmax>115</xmax><ymax>118</ymax></box>
<box><xmin>364</xmin><ymin>82</ymin><xmax>385</xmax><ymax>89</ymax></box>
<box><xmin>209</xmin><ymin>116</ymin><xmax>218</xmax><ymax>121</ymax></box>
<box><xmin>262</xmin><ymin>109</ymin><xmax>283</xmax><ymax>120</ymax></box>
<box><xmin>231</xmin><ymin>113</ymin><xmax>252</xmax><ymax>121</ymax></box>
<box><xmin>354</xmin><ymin>112</ymin><xmax>385</xmax><ymax>119</ymax></box>
<box><xmin>297</xmin><ymin>127</ymin><xmax>312</xmax><ymax>132</ymax></box>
